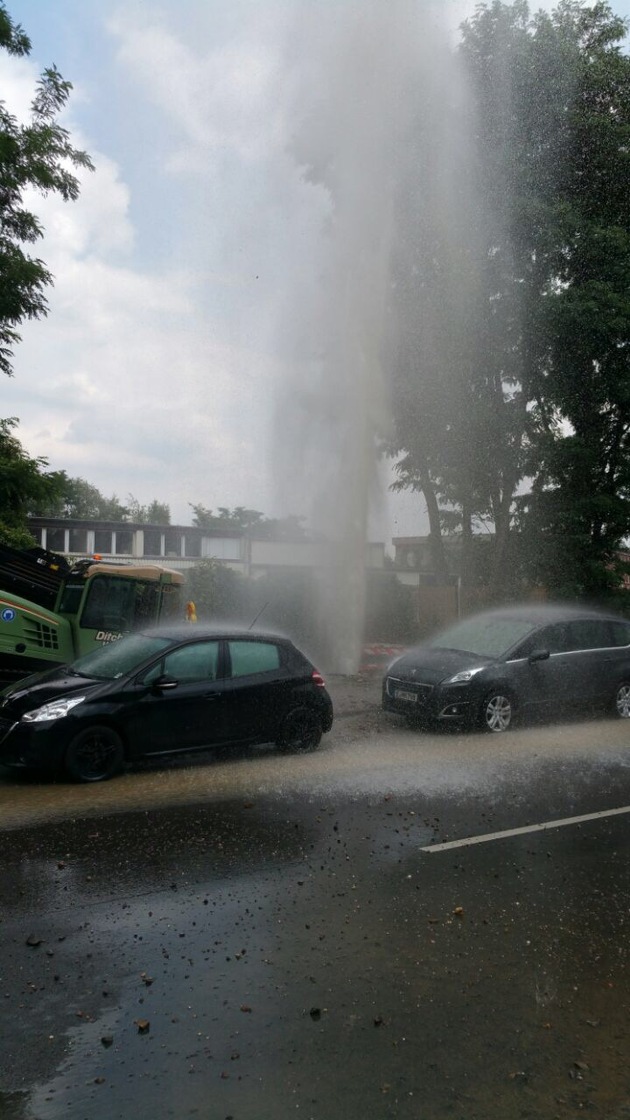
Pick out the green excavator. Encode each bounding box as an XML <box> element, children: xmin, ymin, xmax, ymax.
<box><xmin>0</xmin><ymin>543</ymin><xmax>184</xmax><ymax>683</ymax></box>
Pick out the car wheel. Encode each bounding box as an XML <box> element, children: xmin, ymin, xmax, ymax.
<box><xmin>277</xmin><ymin>707</ymin><xmax>322</xmax><ymax>754</ymax></box>
<box><xmin>480</xmin><ymin>691</ymin><xmax>514</xmax><ymax>733</ymax></box>
<box><xmin>614</xmin><ymin>681</ymin><xmax>630</xmax><ymax>719</ymax></box>
<box><xmin>65</xmin><ymin>725</ymin><xmax>125</xmax><ymax>782</ymax></box>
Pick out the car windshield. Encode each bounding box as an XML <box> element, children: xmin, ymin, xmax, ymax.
<box><xmin>427</xmin><ymin>615</ymin><xmax>537</xmax><ymax>660</ymax></box>
<box><xmin>71</xmin><ymin>634</ymin><xmax>173</xmax><ymax>680</ymax></box>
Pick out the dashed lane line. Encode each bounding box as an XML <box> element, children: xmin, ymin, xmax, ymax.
<box><xmin>419</xmin><ymin>804</ymin><xmax>630</xmax><ymax>853</ymax></box>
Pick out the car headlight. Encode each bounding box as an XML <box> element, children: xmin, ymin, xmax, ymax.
<box><xmin>21</xmin><ymin>696</ymin><xmax>86</xmax><ymax>723</ymax></box>
<box><xmin>443</xmin><ymin>668</ymin><xmax>485</xmax><ymax>685</ymax></box>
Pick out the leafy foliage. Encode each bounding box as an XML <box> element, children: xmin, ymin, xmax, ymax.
<box><xmin>125</xmin><ymin>496</ymin><xmax>171</xmax><ymax>525</ymax></box>
<box><xmin>189</xmin><ymin>504</ymin><xmax>307</xmax><ymax>538</ymax></box>
<box><xmin>390</xmin><ymin>0</ymin><xmax>630</xmax><ymax>599</ymax></box>
<box><xmin>0</xmin><ymin>2</ymin><xmax>93</xmax><ymax>376</ymax></box>
<box><xmin>0</xmin><ymin>417</ymin><xmax>63</xmax><ymax>545</ymax></box>
<box><xmin>31</xmin><ymin>476</ymin><xmax>171</xmax><ymax>524</ymax></box>
<box><xmin>185</xmin><ymin>559</ymin><xmax>250</xmax><ymax>622</ymax></box>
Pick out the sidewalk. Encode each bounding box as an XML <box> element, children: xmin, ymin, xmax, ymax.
<box><xmin>325</xmin><ymin>670</ymin><xmax>384</xmax><ymax>718</ymax></box>
<box><xmin>321</xmin><ymin>643</ymin><xmax>407</xmax><ymax>718</ymax></box>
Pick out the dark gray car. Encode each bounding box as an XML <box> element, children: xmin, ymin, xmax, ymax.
<box><xmin>382</xmin><ymin>604</ymin><xmax>630</xmax><ymax>732</ymax></box>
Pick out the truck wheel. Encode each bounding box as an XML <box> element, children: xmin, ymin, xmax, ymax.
<box><xmin>65</xmin><ymin>725</ymin><xmax>125</xmax><ymax>782</ymax></box>
<box><xmin>277</xmin><ymin>708</ymin><xmax>322</xmax><ymax>753</ymax></box>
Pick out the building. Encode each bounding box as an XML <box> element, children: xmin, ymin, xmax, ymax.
<box><xmin>392</xmin><ymin>536</ymin><xmax>460</xmax><ymax>586</ymax></box>
<box><xmin>27</xmin><ymin>517</ymin><xmax>386</xmax><ymax>579</ymax></box>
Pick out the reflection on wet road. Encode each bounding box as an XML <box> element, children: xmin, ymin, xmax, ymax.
<box><xmin>2</xmin><ymin>711</ymin><xmax>630</xmax><ymax>1119</ymax></box>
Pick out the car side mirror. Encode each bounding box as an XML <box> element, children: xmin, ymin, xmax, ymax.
<box><xmin>528</xmin><ymin>648</ymin><xmax>550</xmax><ymax>663</ymax></box>
<box><xmin>152</xmin><ymin>674</ymin><xmax>179</xmax><ymax>693</ymax></box>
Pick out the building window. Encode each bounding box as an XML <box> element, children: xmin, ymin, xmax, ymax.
<box><xmin>183</xmin><ymin>533</ymin><xmax>201</xmax><ymax>558</ymax></box>
<box><xmin>114</xmin><ymin>530</ymin><xmax>134</xmax><ymax>555</ymax></box>
<box><xmin>164</xmin><ymin>530</ymin><xmax>182</xmax><ymax>557</ymax></box>
<box><xmin>202</xmin><ymin>537</ymin><xmax>241</xmax><ymax>561</ymax></box>
<box><xmin>94</xmin><ymin>530</ymin><xmax>113</xmax><ymax>554</ymax></box>
<box><xmin>69</xmin><ymin>528</ymin><xmax>88</xmax><ymax>555</ymax></box>
<box><xmin>47</xmin><ymin>527</ymin><xmax>66</xmax><ymax>553</ymax></box>
<box><xmin>144</xmin><ymin>530</ymin><xmax>163</xmax><ymax>557</ymax></box>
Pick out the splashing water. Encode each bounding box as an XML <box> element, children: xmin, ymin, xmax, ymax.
<box><xmin>273</xmin><ymin>2</ymin><xmax>475</xmax><ymax>673</ymax></box>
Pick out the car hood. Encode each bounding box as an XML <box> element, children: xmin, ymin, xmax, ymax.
<box><xmin>387</xmin><ymin>646</ymin><xmax>493</xmax><ymax>685</ymax></box>
<box><xmin>1</xmin><ymin>669</ymin><xmax>110</xmax><ymax>719</ymax></box>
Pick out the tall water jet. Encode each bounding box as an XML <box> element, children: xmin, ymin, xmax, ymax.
<box><xmin>271</xmin><ymin>2</ymin><xmax>404</xmax><ymax>673</ymax></box>
<box><xmin>272</xmin><ymin>2</ymin><xmax>478</xmax><ymax>673</ymax></box>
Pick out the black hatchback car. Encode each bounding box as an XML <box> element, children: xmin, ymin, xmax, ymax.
<box><xmin>0</xmin><ymin>626</ymin><xmax>333</xmax><ymax>781</ymax></box>
<box><xmin>382</xmin><ymin>604</ymin><xmax>630</xmax><ymax>732</ymax></box>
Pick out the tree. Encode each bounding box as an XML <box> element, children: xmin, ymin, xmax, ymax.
<box><xmin>189</xmin><ymin>505</ymin><xmax>266</xmax><ymax>532</ymax></box>
<box><xmin>55</xmin><ymin>476</ymin><xmax>104</xmax><ymax>519</ymax></box>
<box><xmin>145</xmin><ymin>499</ymin><xmax>171</xmax><ymax>525</ymax></box>
<box><xmin>387</xmin><ymin>1</ymin><xmax>516</xmax><ymax>587</ymax></box>
<box><xmin>518</xmin><ymin>3</ymin><xmax>630</xmax><ymax>598</ymax></box>
<box><xmin>189</xmin><ymin>504</ymin><xmax>220</xmax><ymax>530</ymax></box>
<box><xmin>0</xmin><ymin>2</ymin><xmax>93</xmax><ymax>376</ymax></box>
<box><xmin>30</xmin><ymin>474</ymin><xmax>128</xmax><ymax>520</ymax></box>
<box><xmin>461</xmin><ymin>0</ymin><xmax>630</xmax><ymax>599</ymax></box>
<box><xmin>0</xmin><ymin>417</ymin><xmax>63</xmax><ymax>546</ymax></box>
<box><xmin>255</xmin><ymin>514</ymin><xmax>307</xmax><ymax>541</ymax></box>
<box><xmin>390</xmin><ymin>1</ymin><xmax>630</xmax><ymax>599</ymax></box>
<box><xmin>189</xmin><ymin>504</ymin><xmax>307</xmax><ymax>538</ymax></box>
<box><xmin>31</xmin><ymin>478</ymin><xmax>175</xmax><ymax>523</ymax></box>
<box><xmin>126</xmin><ymin>495</ymin><xmax>171</xmax><ymax>525</ymax></box>
<box><xmin>185</xmin><ymin>559</ymin><xmax>250</xmax><ymax>622</ymax></box>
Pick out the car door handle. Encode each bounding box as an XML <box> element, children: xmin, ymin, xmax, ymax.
<box><xmin>204</xmin><ymin>692</ymin><xmax>220</xmax><ymax>699</ymax></box>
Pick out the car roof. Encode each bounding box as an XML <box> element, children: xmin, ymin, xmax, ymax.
<box><xmin>452</xmin><ymin>604</ymin><xmax>624</xmax><ymax>625</ymax></box>
<box><xmin>138</xmin><ymin>624</ymin><xmax>293</xmax><ymax>643</ymax></box>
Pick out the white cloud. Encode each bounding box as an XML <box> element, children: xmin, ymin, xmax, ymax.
<box><xmin>12</xmin><ymin>235</ymin><xmax>278</xmax><ymax>517</ymax></box>
<box><xmin>0</xmin><ymin>10</ymin><xmax>284</xmax><ymax>521</ymax></box>
<box><xmin>34</xmin><ymin>158</ymin><xmax>134</xmax><ymax>260</ymax></box>
<box><xmin>13</xmin><ymin>309</ymin><xmax>278</xmax><ymax>521</ymax></box>
<box><xmin>107</xmin><ymin>6</ymin><xmax>287</xmax><ymax>166</ymax></box>
<box><xmin>0</xmin><ymin>51</ymin><xmax>39</xmax><ymax>118</ymax></box>
<box><xmin>0</xmin><ymin>49</ymin><xmax>134</xmax><ymax>264</ymax></box>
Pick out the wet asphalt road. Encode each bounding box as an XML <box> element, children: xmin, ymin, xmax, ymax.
<box><xmin>2</xmin><ymin>681</ymin><xmax>630</xmax><ymax>1120</ymax></box>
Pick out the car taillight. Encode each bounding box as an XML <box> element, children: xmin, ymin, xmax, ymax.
<box><xmin>312</xmin><ymin>670</ymin><xmax>326</xmax><ymax>687</ymax></box>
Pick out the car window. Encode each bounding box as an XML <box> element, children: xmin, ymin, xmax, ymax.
<box><xmin>508</xmin><ymin>632</ymin><xmax>543</xmax><ymax>659</ymax></box>
<box><xmin>228</xmin><ymin>640</ymin><xmax>280</xmax><ymax>678</ymax></box>
<box><xmin>144</xmin><ymin>641</ymin><xmax>220</xmax><ymax>684</ymax></box>
<box><xmin>565</xmin><ymin>620</ymin><xmax>612</xmax><ymax>651</ymax></box>
<box><xmin>73</xmin><ymin>633</ymin><xmax>173</xmax><ymax>679</ymax></box>
<box><xmin>427</xmin><ymin>616</ymin><xmax>537</xmax><ymax>659</ymax></box>
<box><xmin>537</xmin><ymin>623</ymin><xmax>571</xmax><ymax>654</ymax></box>
<box><xmin>610</xmin><ymin>621</ymin><xmax>630</xmax><ymax>647</ymax></box>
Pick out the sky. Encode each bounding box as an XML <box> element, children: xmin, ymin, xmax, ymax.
<box><xmin>2</xmin><ymin>0</ymin><xmax>630</xmax><ymax>542</ymax></box>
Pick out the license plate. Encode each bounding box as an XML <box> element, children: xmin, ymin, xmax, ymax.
<box><xmin>395</xmin><ymin>689</ymin><xmax>417</xmax><ymax>703</ymax></box>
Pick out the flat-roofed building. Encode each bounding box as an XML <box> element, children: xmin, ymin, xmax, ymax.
<box><xmin>27</xmin><ymin>517</ymin><xmax>386</xmax><ymax>578</ymax></box>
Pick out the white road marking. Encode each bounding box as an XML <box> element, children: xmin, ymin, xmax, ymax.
<box><xmin>420</xmin><ymin>804</ymin><xmax>630</xmax><ymax>853</ymax></box>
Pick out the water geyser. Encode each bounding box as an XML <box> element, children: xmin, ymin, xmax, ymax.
<box><xmin>273</xmin><ymin>1</ymin><xmax>473</xmax><ymax>674</ymax></box>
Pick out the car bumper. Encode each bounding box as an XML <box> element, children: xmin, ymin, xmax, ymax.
<box><xmin>0</xmin><ymin>716</ymin><xmax>67</xmax><ymax>772</ymax></box>
<box><xmin>381</xmin><ymin>677</ymin><xmax>478</xmax><ymax>725</ymax></box>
